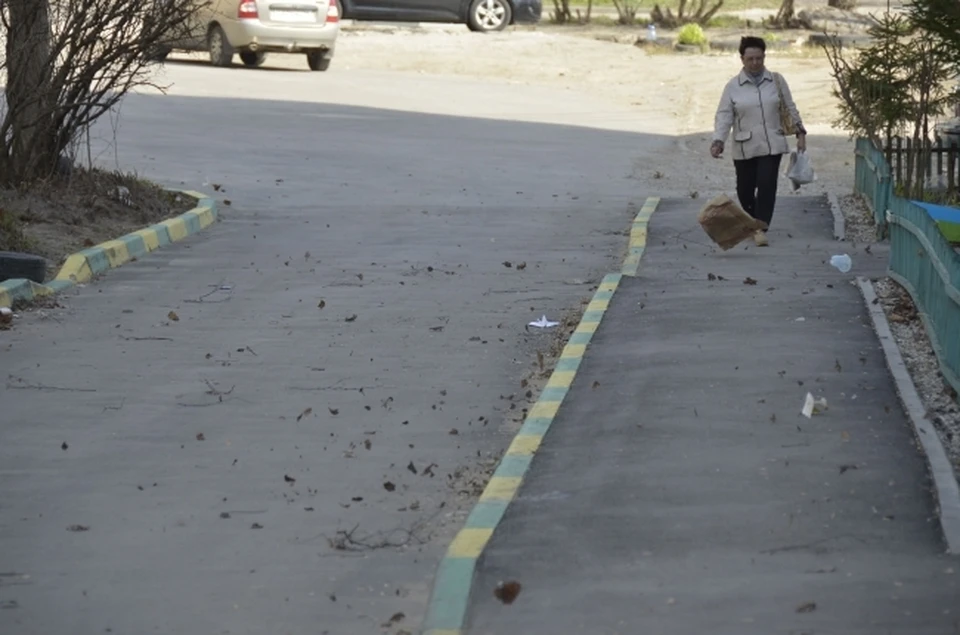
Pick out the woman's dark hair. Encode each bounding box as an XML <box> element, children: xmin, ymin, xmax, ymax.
<box><xmin>739</xmin><ymin>36</ymin><xmax>766</xmax><ymax>56</ymax></box>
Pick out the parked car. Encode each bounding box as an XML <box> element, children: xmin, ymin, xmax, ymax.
<box><xmin>340</xmin><ymin>0</ymin><xmax>541</xmax><ymax>32</ymax></box>
<box><xmin>154</xmin><ymin>0</ymin><xmax>340</xmax><ymax>71</ymax></box>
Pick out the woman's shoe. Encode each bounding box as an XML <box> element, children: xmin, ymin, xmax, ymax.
<box><xmin>754</xmin><ymin>230</ymin><xmax>769</xmax><ymax>247</ymax></box>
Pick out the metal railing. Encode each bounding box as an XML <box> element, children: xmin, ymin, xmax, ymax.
<box><xmin>854</xmin><ymin>137</ymin><xmax>960</xmax><ymax>394</ymax></box>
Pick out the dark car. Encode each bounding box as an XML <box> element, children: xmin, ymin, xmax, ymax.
<box><xmin>341</xmin><ymin>0</ymin><xmax>541</xmax><ymax>32</ymax></box>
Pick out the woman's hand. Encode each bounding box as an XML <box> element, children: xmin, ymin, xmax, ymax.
<box><xmin>710</xmin><ymin>141</ymin><xmax>724</xmax><ymax>159</ymax></box>
<box><xmin>797</xmin><ymin>134</ymin><xmax>807</xmax><ymax>153</ymax></box>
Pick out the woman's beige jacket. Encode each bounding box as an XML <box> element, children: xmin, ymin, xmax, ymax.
<box><xmin>713</xmin><ymin>69</ymin><xmax>804</xmax><ymax>161</ymax></box>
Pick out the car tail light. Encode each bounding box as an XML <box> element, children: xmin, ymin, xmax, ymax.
<box><xmin>238</xmin><ymin>1</ymin><xmax>258</xmax><ymax>18</ymax></box>
<box><xmin>326</xmin><ymin>0</ymin><xmax>340</xmax><ymax>23</ymax></box>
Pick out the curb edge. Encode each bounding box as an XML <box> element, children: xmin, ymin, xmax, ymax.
<box><xmin>0</xmin><ymin>191</ymin><xmax>217</xmax><ymax>309</ymax></box>
<box><xmin>857</xmin><ymin>276</ymin><xmax>960</xmax><ymax>556</ymax></box>
<box><xmin>827</xmin><ymin>192</ymin><xmax>846</xmax><ymax>242</ymax></box>
<box><xmin>420</xmin><ymin>197</ymin><xmax>661</xmax><ymax>635</ymax></box>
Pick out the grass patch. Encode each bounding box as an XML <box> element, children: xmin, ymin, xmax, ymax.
<box><xmin>707</xmin><ymin>14</ymin><xmax>748</xmax><ymax>28</ymax></box>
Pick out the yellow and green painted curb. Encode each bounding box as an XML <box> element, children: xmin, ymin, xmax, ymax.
<box><xmin>0</xmin><ymin>190</ymin><xmax>217</xmax><ymax>308</ymax></box>
<box><xmin>421</xmin><ymin>197</ymin><xmax>660</xmax><ymax>635</ymax></box>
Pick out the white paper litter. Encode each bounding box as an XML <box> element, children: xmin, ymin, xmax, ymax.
<box><xmin>528</xmin><ymin>315</ymin><xmax>559</xmax><ymax>328</ymax></box>
<box><xmin>801</xmin><ymin>392</ymin><xmax>829</xmax><ymax>418</ymax></box>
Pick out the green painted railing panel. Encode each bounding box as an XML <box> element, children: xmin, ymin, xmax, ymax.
<box><xmin>886</xmin><ymin>196</ymin><xmax>960</xmax><ymax>393</ymax></box>
<box><xmin>854</xmin><ymin>137</ymin><xmax>892</xmax><ymax>228</ymax></box>
<box><xmin>854</xmin><ymin>136</ymin><xmax>960</xmax><ymax>395</ymax></box>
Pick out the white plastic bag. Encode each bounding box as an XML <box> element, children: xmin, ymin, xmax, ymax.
<box><xmin>786</xmin><ymin>150</ymin><xmax>816</xmax><ymax>191</ymax></box>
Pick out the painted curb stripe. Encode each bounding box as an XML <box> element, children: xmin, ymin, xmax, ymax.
<box><xmin>420</xmin><ymin>197</ymin><xmax>660</xmax><ymax>635</ymax></box>
<box><xmin>621</xmin><ymin>196</ymin><xmax>660</xmax><ymax>277</ymax></box>
<box><xmin>0</xmin><ymin>192</ymin><xmax>217</xmax><ymax>308</ymax></box>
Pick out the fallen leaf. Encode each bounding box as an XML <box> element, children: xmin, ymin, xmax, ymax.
<box><xmin>363</xmin><ymin>439</ymin><xmax>372</xmax><ymax>450</ymax></box>
<box><xmin>516</xmin><ymin>262</ymin><xmax>527</xmax><ymax>270</ymax></box>
<box><xmin>66</xmin><ymin>524</ymin><xmax>89</xmax><ymax>532</ymax></box>
<box><xmin>449</xmin><ymin>428</ymin><xmax>459</xmax><ymax>435</ymax></box>
<box><xmin>592</xmin><ymin>381</ymin><xmax>600</xmax><ymax>390</ymax></box>
<box><xmin>220</xmin><ymin>512</ymin><xmax>231</xmax><ymax>519</ymax></box>
<box><xmin>196</xmin><ymin>433</ymin><xmax>205</xmax><ymax>441</ymax></box>
<box><xmin>407</xmin><ymin>461</ymin><xmax>418</xmax><ymax>474</ymax></box>
<box><xmin>835</xmin><ymin>359</ymin><xmax>842</xmax><ymax>373</ymax></box>
<box><xmin>707</xmin><ymin>273</ymin><xmax>717</xmax><ymax>281</ymax></box>
<box><xmin>345</xmin><ymin>314</ymin><xmax>357</xmax><ymax>322</ymax></box>
<box><xmin>318</xmin><ymin>300</ymin><xmax>326</xmax><ymax>309</ymax></box>
<box><xmin>796</xmin><ymin>601</ymin><xmax>817</xmax><ymax>613</ymax></box>
<box><xmin>502</xmin><ymin>261</ymin><xmax>513</xmax><ymax>268</ymax></box>
<box><xmin>382</xmin><ymin>612</ymin><xmax>406</xmax><ymax>627</ymax></box>
<box><xmin>250</xmin><ymin>522</ymin><xmax>264</xmax><ymax>529</ymax></box>
<box><xmin>296</xmin><ymin>407</ymin><xmax>313</xmax><ymax>422</ymax></box>
<box><xmin>383</xmin><ymin>481</ymin><xmax>396</xmax><ymax>492</ymax></box>
<box><xmin>743</xmin><ymin>277</ymin><xmax>758</xmax><ymax>286</ymax></box>
<box><xmin>82</xmin><ymin>238</ymin><xmax>95</xmax><ymax>247</ymax></box>
<box><xmin>351</xmin><ymin>496</ymin><xmax>363</xmax><ymax>502</ymax></box>
<box><xmin>284</xmin><ymin>474</ymin><xmax>296</xmax><ymax>484</ymax></box>
<box><xmin>168</xmin><ymin>310</ymin><xmax>180</xmax><ymax>321</ymax></box>
<box><xmin>494</xmin><ymin>580</ymin><xmax>522</xmax><ymax>604</ymax></box>
<box><xmin>839</xmin><ymin>464</ymin><xmax>858</xmax><ymax>474</ymax></box>
<box><xmin>61</xmin><ymin>441</ymin><xmax>68</xmax><ymax>451</ymax></box>
<box><xmin>329</xmin><ymin>407</ymin><xmax>339</xmax><ymax>416</ymax></box>
<box><xmin>223</xmin><ymin>199</ymin><xmax>232</xmax><ymax>206</ymax></box>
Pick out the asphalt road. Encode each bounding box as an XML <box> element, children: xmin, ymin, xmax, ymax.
<box><xmin>0</xmin><ymin>60</ymin><xmax>671</xmax><ymax>633</ymax></box>
<box><xmin>467</xmin><ymin>197</ymin><xmax>959</xmax><ymax>635</ymax></box>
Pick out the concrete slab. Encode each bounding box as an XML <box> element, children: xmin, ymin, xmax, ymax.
<box><xmin>466</xmin><ymin>197</ymin><xmax>960</xmax><ymax>635</ymax></box>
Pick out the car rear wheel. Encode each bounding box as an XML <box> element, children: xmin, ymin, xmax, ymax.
<box><xmin>467</xmin><ymin>0</ymin><xmax>512</xmax><ymax>32</ymax></box>
<box><xmin>240</xmin><ymin>51</ymin><xmax>267</xmax><ymax>67</ymax></box>
<box><xmin>208</xmin><ymin>25</ymin><xmax>234</xmax><ymax>67</ymax></box>
<box><xmin>306</xmin><ymin>52</ymin><xmax>331</xmax><ymax>72</ymax></box>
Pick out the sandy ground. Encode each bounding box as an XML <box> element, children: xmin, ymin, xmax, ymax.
<box><xmin>330</xmin><ymin>24</ymin><xmax>853</xmax><ymax>203</ymax></box>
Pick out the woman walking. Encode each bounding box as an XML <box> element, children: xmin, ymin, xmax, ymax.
<box><xmin>710</xmin><ymin>36</ymin><xmax>806</xmax><ymax>247</ymax></box>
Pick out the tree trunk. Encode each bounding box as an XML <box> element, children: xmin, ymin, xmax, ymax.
<box><xmin>3</xmin><ymin>0</ymin><xmax>58</xmax><ymax>186</ymax></box>
<box><xmin>774</xmin><ymin>0</ymin><xmax>795</xmax><ymax>24</ymax></box>
<box><xmin>827</xmin><ymin>0</ymin><xmax>858</xmax><ymax>9</ymax></box>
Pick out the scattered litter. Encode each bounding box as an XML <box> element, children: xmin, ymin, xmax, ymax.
<box><xmin>829</xmin><ymin>254</ymin><xmax>852</xmax><ymax>273</ymax></box>
<box><xmin>0</xmin><ymin>307</ymin><xmax>12</xmax><ymax>328</ymax></box>
<box><xmin>219</xmin><ymin>285</ymin><xmax>233</xmax><ymax>291</ymax></box>
<box><xmin>113</xmin><ymin>185</ymin><xmax>133</xmax><ymax>206</ymax></box>
<box><xmin>801</xmin><ymin>392</ymin><xmax>828</xmax><ymax>418</ymax></box>
<box><xmin>66</xmin><ymin>524</ymin><xmax>89</xmax><ymax>532</ymax></box>
<box><xmin>528</xmin><ymin>315</ymin><xmax>559</xmax><ymax>329</ymax></box>
<box><xmin>796</xmin><ymin>601</ymin><xmax>817</xmax><ymax>613</ymax></box>
<box><xmin>795</xmin><ymin>317</ymin><xmax>806</xmax><ymax>322</ymax></box>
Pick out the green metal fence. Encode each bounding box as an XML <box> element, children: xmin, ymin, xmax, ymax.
<box><xmin>854</xmin><ymin>137</ymin><xmax>960</xmax><ymax>395</ymax></box>
<box><xmin>854</xmin><ymin>137</ymin><xmax>892</xmax><ymax>230</ymax></box>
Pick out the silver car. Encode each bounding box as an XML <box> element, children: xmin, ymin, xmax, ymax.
<box><xmin>158</xmin><ymin>0</ymin><xmax>340</xmax><ymax>71</ymax></box>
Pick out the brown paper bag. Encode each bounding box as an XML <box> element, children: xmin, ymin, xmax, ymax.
<box><xmin>697</xmin><ymin>194</ymin><xmax>767</xmax><ymax>251</ymax></box>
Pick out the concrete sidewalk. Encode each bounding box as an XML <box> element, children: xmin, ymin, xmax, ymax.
<box><xmin>464</xmin><ymin>196</ymin><xmax>959</xmax><ymax>634</ymax></box>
